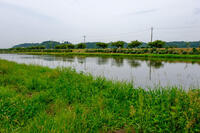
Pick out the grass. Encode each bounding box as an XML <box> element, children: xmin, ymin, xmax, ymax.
<box><xmin>0</xmin><ymin>59</ymin><xmax>200</xmax><ymax>132</ymax></box>
<box><xmin>5</xmin><ymin>51</ymin><xmax>200</xmax><ymax>60</ymax></box>
<box><xmin>2</xmin><ymin>47</ymin><xmax>200</xmax><ymax>59</ymax></box>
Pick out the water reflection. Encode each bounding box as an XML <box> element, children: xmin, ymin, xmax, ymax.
<box><xmin>1</xmin><ymin>54</ymin><xmax>200</xmax><ymax>89</ymax></box>
<box><xmin>111</xmin><ymin>57</ymin><xmax>124</xmax><ymax>67</ymax></box>
<box><xmin>127</xmin><ymin>59</ymin><xmax>141</xmax><ymax>68</ymax></box>
<box><xmin>62</xmin><ymin>56</ymin><xmax>75</xmax><ymax>62</ymax></box>
<box><xmin>97</xmin><ymin>57</ymin><xmax>109</xmax><ymax>65</ymax></box>
<box><xmin>147</xmin><ymin>60</ymin><xmax>164</xmax><ymax>69</ymax></box>
<box><xmin>77</xmin><ymin>56</ymin><xmax>86</xmax><ymax>64</ymax></box>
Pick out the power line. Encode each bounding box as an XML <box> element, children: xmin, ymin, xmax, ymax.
<box><xmin>67</xmin><ymin>25</ymin><xmax>200</xmax><ymax>43</ymax></box>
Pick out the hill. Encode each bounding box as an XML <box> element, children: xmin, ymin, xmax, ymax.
<box><xmin>85</xmin><ymin>41</ymin><xmax>200</xmax><ymax>48</ymax></box>
<box><xmin>13</xmin><ymin>41</ymin><xmax>71</xmax><ymax>49</ymax></box>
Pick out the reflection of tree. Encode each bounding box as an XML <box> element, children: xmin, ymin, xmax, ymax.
<box><xmin>127</xmin><ymin>59</ymin><xmax>141</xmax><ymax>68</ymax></box>
<box><xmin>97</xmin><ymin>57</ymin><xmax>109</xmax><ymax>65</ymax></box>
<box><xmin>112</xmin><ymin>57</ymin><xmax>124</xmax><ymax>67</ymax></box>
<box><xmin>62</xmin><ymin>56</ymin><xmax>75</xmax><ymax>63</ymax></box>
<box><xmin>43</xmin><ymin>56</ymin><xmax>57</xmax><ymax>61</ymax></box>
<box><xmin>77</xmin><ymin>56</ymin><xmax>86</xmax><ymax>64</ymax></box>
<box><xmin>147</xmin><ymin>60</ymin><xmax>164</xmax><ymax>69</ymax></box>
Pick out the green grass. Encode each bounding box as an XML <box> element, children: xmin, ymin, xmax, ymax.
<box><xmin>0</xmin><ymin>59</ymin><xmax>199</xmax><ymax>132</ymax></box>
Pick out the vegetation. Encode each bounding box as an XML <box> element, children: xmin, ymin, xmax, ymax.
<box><xmin>85</xmin><ymin>48</ymin><xmax>200</xmax><ymax>56</ymax></box>
<box><xmin>4</xmin><ymin>49</ymin><xmax>72</xmax><ymax>53</ymax></box>
<box><xmin>96</xmin><ymin>42</ymin><xmax>108</xmax><ymax>49</ymax></box>
<box><xmin>111</xmin><ymin>41</ymin><xmax>125</xmax><ymax>48</ymax></box>
<box><xmin>3</xmin><ymin>39</ymin><xmax>200</xmax><ymax>60</ymax></box>
<box><xmin>67</xmin><ymin>44</ymin><xmax>75</xmax><ymax>49</ymax></box>
<box><xmin>148</xmin><ymin>40</ymin><xmax>166</xmax><ymax>48</ymax></box>
<box><xmin>13</xmin><ymin>41</ymin><xmax>66</xmax><ymax>49</ymax></box>
<box><xmin>13</xmin><ymin>41</ymin><xmax>200</xmax><ymax>49</ymax></box>
<box><xmin>0</xmin><ymin>59</ymin><xmax>199</xmax><ymax>132</ymax></box>
<box><xmin>55</xmin><ymin>44</ymin><xmax>75</xmax><ymax>49</ymax></box>
<box><xmin>77</xmin><ymin>43</ymin><xmax>87</xmax><ymax>49</ymax></box>
<box><xmin>27</xmin><ymin>46</ymin><xmax>45</xmax><ymax>49</ymax></box>
<box><xmin>186</xmin><ymin>42</ymin><xmax>190</xmax><ymax>48</ymax></box>
<box><xmin>128</xmin><ymin>40</ymin><xmax>142</xmax><ymax>48</ymax></box>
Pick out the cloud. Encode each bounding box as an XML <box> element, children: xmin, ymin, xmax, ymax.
<box><xmin>126</xmin><ymin>9</ymin><xmax>158</xmax><ymax>16</ymax></box>
<box><xmin>0</xmin><ymin>1</ymin><xmax>56</xmax><ymax>21</ymax></box>
<box><xmin>194</xmin><ymin>8</ymin><xmax>200</xmax><ymax>15</ymax></box>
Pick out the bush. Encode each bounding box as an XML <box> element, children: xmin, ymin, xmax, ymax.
<box><xmin>182</xmin><ymin>51</ymin><xmax>188</xmax><ymax>55</ymax></box>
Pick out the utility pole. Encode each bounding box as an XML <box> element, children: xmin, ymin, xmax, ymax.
<box><xmin>83</xmin><ymin>35</ymin><xmax>86</xmax><ymax>43</ymax></box>
<box><xmin>151</xmin><ymin>27</ymin><xmax>153</xmax><ymax>42</ymax></box>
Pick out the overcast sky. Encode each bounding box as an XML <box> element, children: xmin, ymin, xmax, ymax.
<box><xmin>0</xmin><ymin>0</ymin><xmax>200</xmax><ymax>48</ymax></box>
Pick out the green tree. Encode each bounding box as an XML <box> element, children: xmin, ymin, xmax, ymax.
<box><xmin>55</xmin><ymin>44</ymin><xmax>67</xmax><ymax>49</ymax></box>
<box><xmin>67</xmin><ymin>44</ymin><xmax>75</xmax><ymax>49</ymax></box>
<box><xmin>111</xmin><ymin>41</ymin><xmax>125</xmax><ymax>48</ymax></box>
<box><xmin>77</xmin><ymin>43</ymin><xmax>86</xmax><ymax>49</ymax></box>
<box><xmin>128</xmin><ymin>40</ymin><xmax>142</xmax><ymax>48</ymax></box>
<box><xmin>55</xmin><ymin>45</ymin><xmax>61</xmax><ymax>49</ymax></box>
<box><xmin>199</xmin><ymin>41</ymin><xmax>200</xmax><ymax>48</ymax></box>
<box><xmin>186</xmin><ymin>42</ymin><xmax>190</xmax><ymax>48</ymax></box>
<box><xmin>148</xmin><ymin>40</ymin><xmax>165</xmax><ymax>48</ymax></box>
<box><xmin>96</xmin><ymin>42</ymin><xmax>108</xmax><ymax>49</ymax></box>
<box><xmin>38</xmin><ymin>46</ymin><xmax>45</xmax><ymax>49</ymax></box>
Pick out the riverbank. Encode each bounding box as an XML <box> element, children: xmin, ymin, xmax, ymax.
<box><xmin>0</xmin><ymin>59</ymin><xmax>199</xmax><ymax>132</ymax></box>
<box><xmin>3</xmin><ymin>51</ymin><xmax>200</xmax><ymax>60</ymax></box>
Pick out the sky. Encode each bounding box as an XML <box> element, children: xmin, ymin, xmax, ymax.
<box><xmin>0</xmin><ymin>0</ymin><xmax>200</xmax><ymax>48</ymax></box>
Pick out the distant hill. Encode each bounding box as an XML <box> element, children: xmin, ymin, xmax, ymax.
<box><xmin>13</xmin><ymin>41</ymin><xmax>200</xmax><ymax>49</ymax></box>
<box><xmin>85</xmin><ymin>41</ymin><xmax>200</xmax><ymax>48</ymax></box>
<box><xmin>13</xmin><ymin>41</ymin><xmax>71</xmax><ymax>49</ymax></box>
<box><xmin>166</xmin><ymin>41</ymin><xmax>200</xmax><ymax>48</ymax></box>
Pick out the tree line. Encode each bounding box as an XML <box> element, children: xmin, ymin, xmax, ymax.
<box><xmin>12</xmin><ymin>40</ymin><xmax>200</xmax><ymax>50</ymax></box>
<box><xmin>55</xmin><ymin>40</ymin><xmax>166</xmax><ymax>49</ymax></box>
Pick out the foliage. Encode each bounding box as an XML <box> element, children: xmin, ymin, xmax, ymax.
<box><xmin>0</xmin><ymin>59</ymin><xmax>199</xmax><ymax>132</ymax></box>
<box><xmin>27</xmin><ymin>46</ymin><xmax>45</xmax><ymax>49</ymax></box>
<box><xmin>186</xmin><ymin>42</ymin><xmax>190</xmax><ymax>48</ymax></box>
<box><xmin>55</xmin><ymin>44</ymin><xmax>67</xmax><ymax>49</ymax></box>
<box><xmin>165</xmin><ymin>41</ymin><xmax>200</xmax><ymax>48</ymax></box>
<box><xmin>67</xmin><ymin>44</ymin><xmax>75</xmax><ymax>49</ymax></box>
<box><xmin>128</xmin><ymin>40</ymin><xmax>142</xmax><ymax>48</ymax></box>
<box><xmin>13</xmin><ymin>41</ymin><xmax>71</xmax><ymax>49</ymax></box>
<box><xmin>96</xmin><ymin>42</ymin><xmax>108</xmax><ymax>49</ymax></box>
<box><xmin>76</xmin><ymin>43</ymin><xmax>86</xmax><ymax>49</ymax></box>
<box><xmin>55</xmin><ymin>44</ymin><xmax>75</xmax><ymax>49</ymax></box>
<box><xmin>111</xmin><ymin>41</ymin><xmax>125</xmax><ymax>48</ymax></box>
<box><xmin>12</xmin><ymin>41</ymin><xmax>200</xmax><ymax>49</ymax></box>
<box><xmin>148</xmin><ymin>40</ymin><xmax>166</xmax><ymax>48</ymax></box>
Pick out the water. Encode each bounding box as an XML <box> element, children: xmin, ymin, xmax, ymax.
<box><xmin>1</xmin><ymin>53</ymin><xmax>200</xmax><ymax>89</ymax></box>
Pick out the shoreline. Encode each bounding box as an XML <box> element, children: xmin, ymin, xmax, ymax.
<box><xmin>2</xmin><ymin>51</ymin><xmax>200</xmax><ymax>59</ymax></box>
<box><xmin>0</xmin><ymin>59</ymin><xmax>199</xmax><ymax>132</ymax></box>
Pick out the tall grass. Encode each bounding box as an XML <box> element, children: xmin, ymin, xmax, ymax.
<box><xmin>0</xmin><ymin>59</ymin><xmax>199</xmax><ymax>132</ymax></box>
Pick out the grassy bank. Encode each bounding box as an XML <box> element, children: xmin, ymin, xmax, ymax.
<box><xmin>0</xmin><ymin>59</ymin><xmax>200</xmax><ymax>132</ymax></box>
<box><xmin>1</xmin><ymin>47</ymin><xmax>200</xmax><ymax>59</ymax></box>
